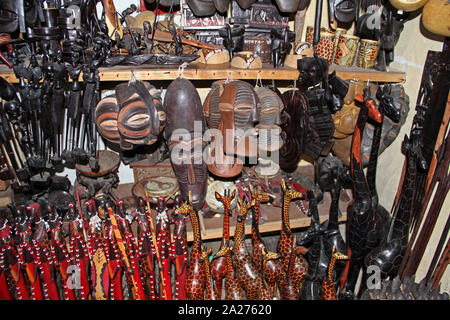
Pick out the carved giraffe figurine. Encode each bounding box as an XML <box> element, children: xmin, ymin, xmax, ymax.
<box><xmin>250</xmin><ymin>188</ymin><xmax>284</xmax><ymax>298</ymax></box>
<box><xmin>214</xmin><ymin>245</ymin><xmax>246</xmax><ymax>300</ymax></box>
<box><xmin>362</xmin><ymin>128</ymin><xmax>427</xmax><ymax>292</ymax></box>
<box><xmin>362</xmin><ymin>86</ymin><xmax>400</xmax><ymax>271</ymax></box>
<box><xmin>175</xmin><ymin>200</ymin><xmax>208</xmax><ymax>300</ymax></box>
<box><xmin>322</xmin><ymin>245</ymin><xmax>349</xmax><ymax>300</ymax></box>
<box><xmin>211</xmin><ymin>189</ymin><xmax>236</xmax><ymax>299</ymax></box>
<box><xmin>277</xmin><ymin>179</ymin><xmax>309</xmax><ymax>298</ymax></box>
<box><xmin>201</xmin><ymin>247</ymin><xmax>217</xmax><ymax>300</ymax></box>
<box><xmin>340</xmin><ymin>90</ymin><xmax>382</xmax><ymax>300</ymax></box>
<box><xmin>233</xmin><ymin>197</ymin><xmax>272</xmax><ymax>300</ymax></box>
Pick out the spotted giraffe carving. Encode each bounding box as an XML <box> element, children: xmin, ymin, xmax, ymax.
<box><xmin>233</xmin><ymin>197</ymin><xmax>272</xmax><ymax>300</ymax></box>
<box><xmin>201</xmin><ymin>248</ymin><xmax>217</xmax><ymax>300</ymax></box>
<box><xmin>175</xmin><ymin>201</ymin><xmax>208</xmax><ymax>300</ymax></box>
<box><xmin>250</xmin><ymin>189</ymin><xmax>284</xmax><ymax>298</ymax></box>
<box><xmin>322</xmin><ymin>245</ymin><xmax>348</xmax><ymax>300</ymax></box>
<box><xmin>214</xmin><ymin>245</ymin><xmax>245</xmax><ymax>300</ymax></box>
<box><xmin>211</xmin><ymin>189</ymin><xmax>236</xmax><ymax>299</ymax></box>
<box><xmin>277</xmin><ymin>180</ymin><xmax>309</xmax><ymax>299</ymax></box>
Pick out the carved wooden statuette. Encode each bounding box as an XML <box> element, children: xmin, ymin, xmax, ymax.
<box><xmin>277</xmin><ymin>180</ymin><xmax>309</xmax><ymax>300</ymax></box>
<box><xmin>175</xmin><ymin>200</ymin><xmax>208</xmax><ymax>300</ymax></box>
<box><xmin>321</xmin><ymin>245</ymin><xmax>348</xmax><ymax>300</ymax></box>
<box><xmin>250</xmin><ymin>188</ymin><xmax>284</xmax><ymax>298</ymax></box>
<box><xmin>171</xmin><ymin>195</ymin><xmax>189</xmax><ymax>300</ymax></box>
<box><xmin>211</xmin><ymin>189</ymin><xmax>239</xmax><ymax>299</ymax></box>
<box><xmin>340</xmin><ymin>91</ymin><xmax>382</xmax><ymax>300</ymax></box>
<box><xmin>233</xmin><ymin>197</ymin><xmax>272</xmax><ymax>300</ymax></box>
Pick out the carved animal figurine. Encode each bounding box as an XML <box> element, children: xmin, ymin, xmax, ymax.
<box><xmin>213</xmin><ymin>245</ymin><xmax>246</xmax><ymax>300</ymax></box>
<box><xmin>211</xmin><ymin>189</ymin><xmax>237</xmax><ymax>299</ymax></box>
<box><xmin>175</xmin><ymin>200</ymin><xmax>208</xmax><ymax>300</ymax></box>
<box><xmin>363</xmin><ymin>128</ymin><xmax>427</xmax><ymax>289</ymax></box>
<box><xmin>340</xmin><ymin>91</ymin><xmax>382</xmax><ymax>300</ymax></box>
<box><xmin>277</xmin><ymin>180</ymin><xmax>309</xmax><ymax>299</ymax></box>
<box><xmin>201</xmin><ymin>248</ymin><xmax>217</xmax><ymax>300</ymax></box>
<box><xmin>233</xmin><ymin>197</ymin><xmax>272</xmax><ymax>300</ymax></box>
<box><xmin>250</xmin><ymin>188</ymin><xmax>284</xmax><ymax>298</ymax></box>
<box><xmin>298</xmin><ymin>189</ymin><xmax>329</xmax><ymax>300</ymax></box>
<box><xmin>322</xmin><ymin>245</ymin><xmax>349</xmax><ymax>300</ymax></box>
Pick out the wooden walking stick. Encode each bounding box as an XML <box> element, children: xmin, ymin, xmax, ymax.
<box><xmin>144</xmin><ymin>190</ymin><xmax>168</xmax><ymax>300</ymax></box>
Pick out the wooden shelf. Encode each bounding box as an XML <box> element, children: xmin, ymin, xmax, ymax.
<box><xmin>0</xmin><ymin>62</ymin><xmax>406</xmax><ymax>83</ymax></box>
<box><xmin>115</xmin><ymin>177</ymin><xmax>351</xmax><ymax>243</ymax></box>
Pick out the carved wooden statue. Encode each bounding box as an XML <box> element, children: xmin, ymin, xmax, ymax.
<box><xmin>322</xmin><ymin>245</ymin><xmax>348</xmax><ymax>300</ymax></box>
<box><xmin>233</xmin><ymin>197</ymin><xmax>273</xmax><ymax>300</ymax></box>
<box><xmin>175</xmin><ymin>200</ymin><xmax>208</xmax><ymax>300</ymax></box>
<box><xmin>277</xmin><ymin>180</ymin><xmax>309</xmax><ymax>299</ymax></box>
<box><xmin>211</xmin><ymin>189</ymin><xmax>237</xmax><ymax>299</ymax></box>
<box><xmin>250</xmin><ymin>188</ymin><xmax>284</xmax><ymax>298</ymax></box>
<box><xmin>340</xmin><ymin>91</ymin><xmax>382</xmax><ymax>299</ymax></box>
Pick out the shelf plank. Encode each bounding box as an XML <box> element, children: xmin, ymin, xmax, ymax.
<box><xmin>0</xmin><ymin>62</ymin><xmax>405</xmax><ymax>83</ymax></box>
<box><xmin>114</xmin><ymin>181</ymin><xmax>351</xmax><ymax>243</ymax></box>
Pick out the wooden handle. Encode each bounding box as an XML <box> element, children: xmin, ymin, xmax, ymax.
<box><xmin>101</xmin><ymin>0</ymin><xmax>123</xmax><ymax>39</ymax></box>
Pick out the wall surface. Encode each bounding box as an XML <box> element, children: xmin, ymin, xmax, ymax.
<box><xmin>64</xmin><ymin>0</ymin><xmax>448</xmax><ymax>293</ymax></box>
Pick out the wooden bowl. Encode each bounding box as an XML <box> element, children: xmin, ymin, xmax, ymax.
<box><xmin>231</xmin><ymin>51</ymin><xmax>263</xmax><ymax>69</ymax></box>
<box><xmin>75</xmin><ymin>150</ymin><xmax>120</xmax><ymax>178</ymax></box>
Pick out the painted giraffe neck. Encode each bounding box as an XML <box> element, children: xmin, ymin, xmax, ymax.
<box><xmin>222</xmin><ymin>203</ymin><xmax>232</xmax><ymax>245</ymax></box>
<box><xmin>351</xmin><ymin>105</ymin><xmax>372</xmax><ymax>203</ymax></box>
<box><xmin>251</xmin><ymin>202</ymin><xmax>263</xmax><ymax>246</ymax></box>
<box><xmin>388</xmin><ymin>143</ymin><xmax>417</xmax><ymax>242</ymax></box>
<box><xmin>367</xmin><ymin>111</ymin><xmax>385</xmax><ymax>206</ymax></box>
<box><xmin>234</xmin><ymin>206</ymin><xmax>250</xmax><ymax>253</ymax></box>
<box><xmin>328</xmin><ymin>184</ymin><xmax>342</xmax><ymax>230</ymax></box>
<box><xmin>281</xmin><ymin>194</ymin><xmax>292</xmax><ymax>237</ymax></box>
<box><xmin>189</xmin><ymin>208</ymin><xmax>202</xmax><ymax>251</ymax></box>
<box><xmin>327</xmin><ymin>256</ymin><xmax>337</xmax><ymax>285</ymax></box>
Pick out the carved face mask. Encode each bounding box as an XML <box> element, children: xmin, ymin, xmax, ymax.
<box><xmin>255</xmin><ymin>86</ymin><xmax>284</xmax><ymax>152</ymax></box>
<box><xmin>164</xmin><ymin>78</ymin><xmax>208</xmax><ymax>212</ymax></box>
<box><xmin>204</xmin><ymin>80</ymin><xmax>259</xmax><ymax>177</ymax></box>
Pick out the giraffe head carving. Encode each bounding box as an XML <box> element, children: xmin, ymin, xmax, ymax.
<box><xmin>174</xmin><ymin>202</ymin><xmax>194</xmax><ymax>218</ymax></box>
<box><xmin>251</xmin><ymin>188</ymin><xmax>273</xmax><ymax>205</ymax></box>
<box><xmin>331</xmin><ymin>245</ymin><xmax>348</xmax><ymax>261</ymax></box>
<box><xmin>214</xmin><ymin>245</ymin><xmax>231</xmax><ymax>258</ymax></box>
<box><xmin>236</xmin><ymin>196</ymin><xmax>252</xmax><ymax>222</ymax></box>
<box><xmin>281</xmin><ymin>179</ymin><xmax>303</xmax><ymax>201</ymax></box>
<box><xmin>262</xmin><ymin>247</ymin><xmax>281</xmax><ymax>263</ymax></box>
<box><xmin>199</xmin><ymin>247</ymin><xmax>213</xmax><ymax>263</ymax></box>
<box><xmin>215</xmin><ymin>189</ymin><xmax>236</xmax><ymax>216</ymax></box>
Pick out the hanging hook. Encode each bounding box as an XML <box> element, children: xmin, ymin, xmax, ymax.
<box><xmin>255</xmin><ymin>71</ymin><xmax>263</xmax><ymax>88</ymax></box>
<box><xmin>178</xmin><ymin>62</ymin><xmax>188</xmax><ymax>78</ymax></box>
<box><xmin>128</xmin><ymin>69</ymin><xmax>137</xmax><ymax>85</ymax></box>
